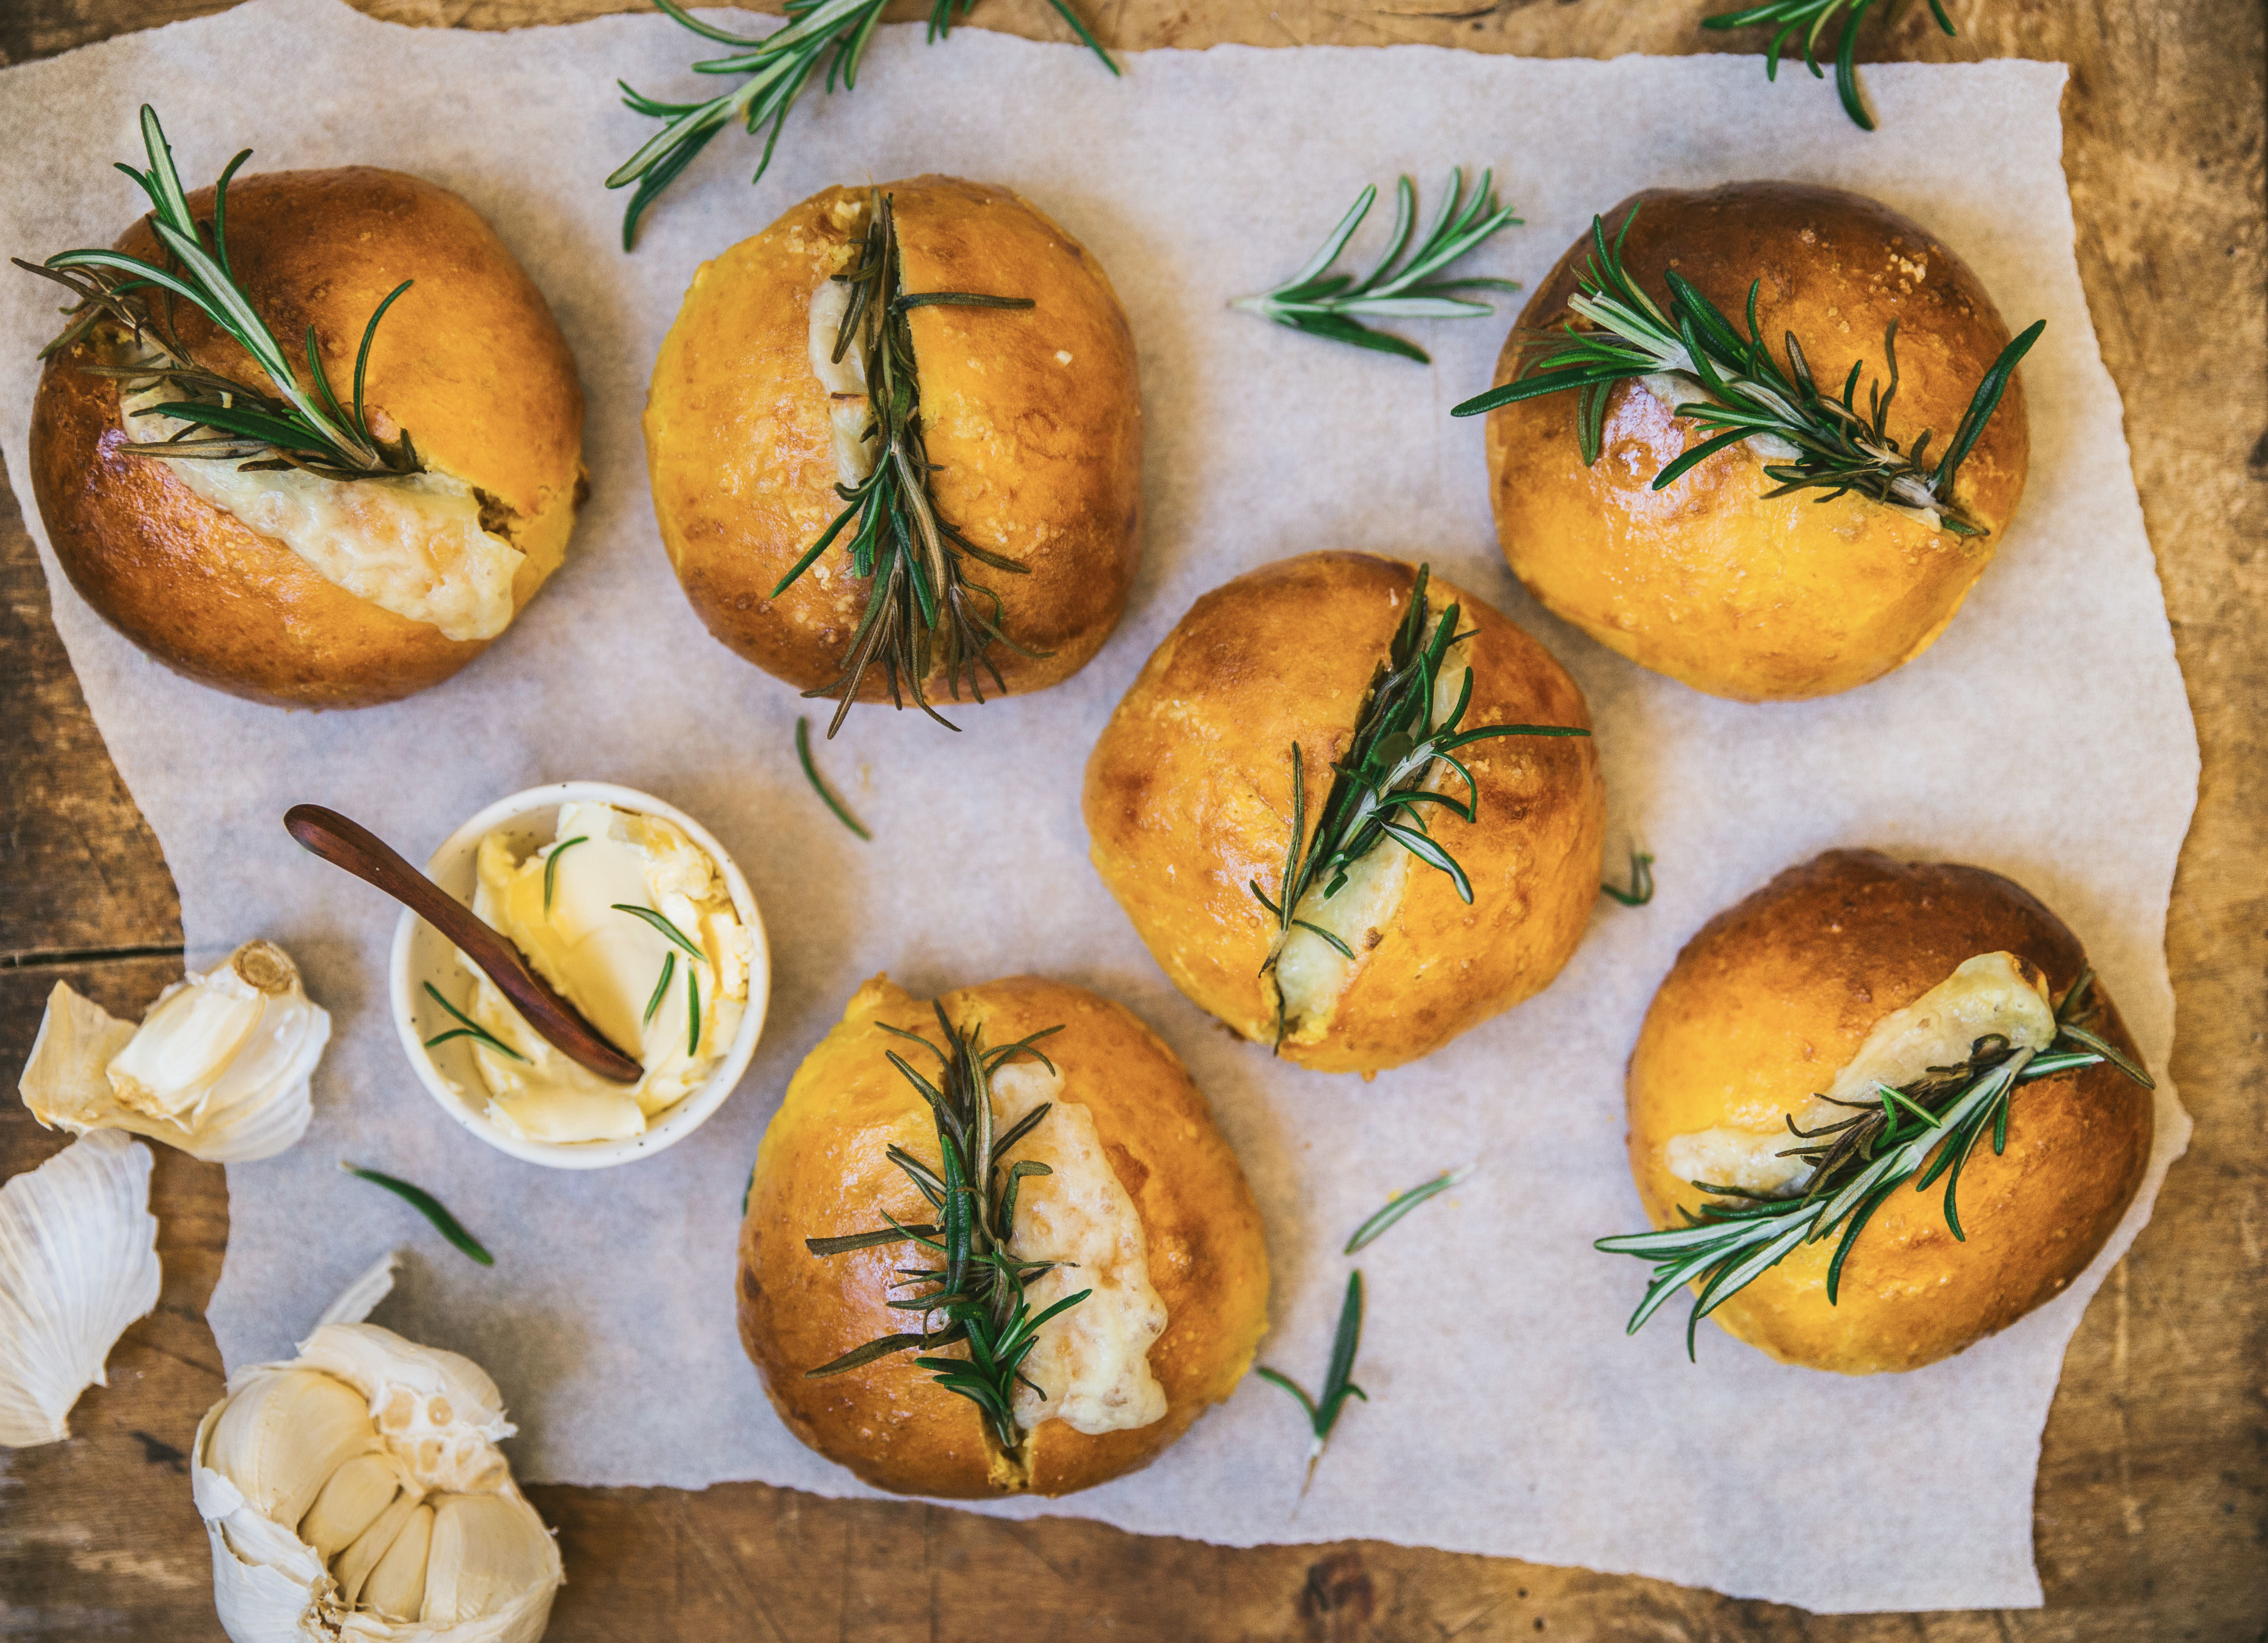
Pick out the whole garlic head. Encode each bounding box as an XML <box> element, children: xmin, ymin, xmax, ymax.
<box><xmin>19</xmin><ymin>941</ymin><xmax>330</xmax><ymax>1163</ymax></box>
<box><xmin>194</xmin><ymin>1321</ymin><xmax>562</xmax><ymax>1643</ymax></box>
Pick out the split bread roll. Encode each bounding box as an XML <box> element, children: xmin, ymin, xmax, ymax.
<box><xmin>738</xmin><ymin>974</ymin><xmax>1268</xmax><ymax>1498</ymax></box>
<box><xmin>29</xmin><ymin>167</ymin><xmax>585</xmax><ymax>709</ymax></box>
<box><xmin>645</xmin><ymin>176</ymin><xmax>1142</xmax><ymax>708</ymax></box>
<box><xmin>1626</xmin><ymin>849</ymin><xmax>2154</xmax><ymax>1373</ymax></box>
<box><xmin>1483</xmin><ymin>182</ymin><xmax>2031</xmax><ymax>702</ymax></box>
<box><xmin>1085</xmin><ymin>552</ymin><xmax>1606</xmax><ymax>1075</ymax></box>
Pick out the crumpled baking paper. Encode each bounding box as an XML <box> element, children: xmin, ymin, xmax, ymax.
<box><xmin>0</xmin><ymin>2</ymin><xmax>2195</xmax><ymax>1611</ymax></box>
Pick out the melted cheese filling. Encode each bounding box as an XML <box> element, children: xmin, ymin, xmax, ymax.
<box><xmin>1273</xmin><ymin>614</ymin><xmax>1473</xmax><ymax>1041</ymax></box>
<box><xmin>456</xmin><ymin>803</ymin><xmax>751</xmax><ymax>1144</ymax></box>
<box><xmin>806</xmin><ymin>274</ymin><xmax>878</xmax><ymax>489</ymax></box>
<box><xmin>991</xmin><ymin>1060</ymin><xmax>1169</xmax><ymax>1438</ymax></box>
<box><xmin>113</xmin><ymin>356</ymin><xmax>522</xmax><ymax>641</ymax></box>
<box><xmin>1663</xmin><ymin>951</ymin><xmax>2058</xmax><ymax>1196</ymax></box>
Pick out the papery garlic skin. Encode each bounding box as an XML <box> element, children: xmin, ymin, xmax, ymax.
<box><xmin>0</xmin><ymin>1130</ymin><xmax>162</xmax><ymax>1447</ymax></box>
<box><xmin>18</xmin><ymin>942</ymin><xmax>330</xmax><ymax>1164</ymax></box>
<box><xmin>195</xmin><ymin>1321</ymin><xmax>561</xmax><ymax>1643</ymax></box>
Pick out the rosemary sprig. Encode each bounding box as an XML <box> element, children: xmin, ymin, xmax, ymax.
<box><xmin>1451</xmin><ymin>210</ymin><xmax>2043</xmax><ymax>537</ymax></box>
<box><xmin>1256</xmin><ymin>1270</ymin><xmax>1367</xmax><ymax>1495</ymax></box>
<box><xmin>1249</xmin><ymin>565</ymin><xmax>1589</xmax><ymax>1042</ymax></box>
<box><xmin>686</xmin><ymin>964</ymin><xmax>703</xmax><ymax>1057</ymax></box>
<box><xmin>1231</xmin><ymin>171</ymin><xmax>1521</xmax><ymax>363</ymax></box>
<box><xmin>802</xmin><ymin>1005</ymin><xmax>1088</xmax><ymax>1452</ymax></box>
<box><xmin>643</xmin><ymin>950</ymin><xmax>678</xmax><ymax>1028</ymax></box>
<box><xmin>1344</xmin><ymin>1168</ymin><xmax>1467</xmax><ymax>1254</ymax></box>
<box><xmin>772</xmin><ymin>189</ymin><xmax>1048</xmax><ymax>737</ymax></box>
<box><xmin>796</xmin><ymin>717</ymin><xmax>872</xmax><ymax>840</ymax></box>
<box><xmin>1703</xmin><ymin>0</ymin><xmax>1960</xmax><ymax>131</ymax></box>
<box><xmin>341</xmin><ymin>1162</ymin><xmax>494</xmax><ymax>1266</ymax></box>
<box><xmin>14</xmin><ymin>105</ymin><xmax>421</xmax><ymax>482</ymax></box>
<box><xmin>1602</xmin><ymin>848</ymin><xmax>1655</xmax><ymax>908</ymax></box>
<box><xmin>421</xmin><ymin>981</ymin><xmax>528</xmax><ymax>1063</ymax></box>
<box><xmin>543</xmin><ymin>835</ymin><xmax>589</xmax><ymax>914</ymax></box>
<box><xmin>607</xmin><ymin>0</ymin><xmax>1117</xmax><ymax>249</ymax></box>
<box><xmin>1596</xmin><ymin>967</ymin><xmax>2153</xmax><ymax>1357</ymax></box>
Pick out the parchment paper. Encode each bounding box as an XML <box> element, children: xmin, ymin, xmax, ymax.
<box><xmin>0</xmin><ymin>2</ymin><xmax>2196</xmax><ymax>1611</ymax></box>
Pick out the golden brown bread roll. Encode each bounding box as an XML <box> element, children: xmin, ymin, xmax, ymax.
<box><xmin>1481</xmin><ymin>182</ymin><xmax>2031</xmax><ymax>702</ymax></box>
<box><xmin>29</xmin><ymin>166</ymin><xmax>586</xmax><ymax>709</ymax></box>
<box><xmin>1621</xmin><ymin>849</ymin><xmax>2153</xmax><ymax>1373</ymax></box>
<box><xmin>738</xmin><ymin>974</ymin><xmax>1268</xmax><ymax>1498</ymax></box>
<box><xmin>1084</xmin><ymin>552</ymin><xmax>1606</xmax><ymax>1075</ymax></box>
<box><xmin>644</xmin><ymin>176</ymin><xmax>1142</xmax><ymax>720</ymax></box>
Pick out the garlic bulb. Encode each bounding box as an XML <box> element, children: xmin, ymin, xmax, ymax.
<box><xmin>195</xmin><ymin>1321</ymin><xmax>562</xmax><ymax>1643</ymax></box>
<box><xmin>19</xmin><ymin>941</ymin><xmax>330</xmax><ymax>1163</ymax></box>
<box><xmin>0</xmin><ymin>1130</ymin><xmax>163</xmax><ymax>1447</ymax></box>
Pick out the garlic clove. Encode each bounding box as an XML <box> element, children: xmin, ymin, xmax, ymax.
<box><xmin>297</xmin><ymin>1450</ymin><xmax>403</xmax><ymax>1559</ymax></box>
<box><xmin>18</xmin><ymin>943</ymin><xmax>329</xmax><ymax>1165</ymax></box>
<box><xmin>361</xmin><ymin>1500</ymin><xmax>435</xmax><ymax>1621</ymax></box>
<box><xmin>421</xmin><ymin>1493</ymin><xmax>559</xmax><ymax>1624</ymax></box>
<box><xmin>333</xmin><ymin>1485</ymin><xmax>422</xmax><ymax>1608</ymax></box>
<box><xmin>0</xmin><ymin>1130</ymin><xmax>162</xmax><ymax>1448</ymax></box>
<box><xmin>204</xmin><ymin>1368</ymin><xmax>378</xmax><ymax>1527</ymax></box>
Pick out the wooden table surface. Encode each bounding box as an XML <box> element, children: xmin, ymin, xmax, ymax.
<box><xmin>2</xmin><ymin>1</ymin><xmax>2261</xmax><ymax>1637</ymax></box>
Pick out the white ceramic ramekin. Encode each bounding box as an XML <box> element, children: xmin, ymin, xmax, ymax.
<box><xmin>387</xmin><ymin>781</ymin><xmax>769</xmax><ymax>1170</ymax></box>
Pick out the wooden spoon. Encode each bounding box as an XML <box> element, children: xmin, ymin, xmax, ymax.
<box><xmin>285</xmin><ymin>803</ymin><xmax>645</xmax><ymax>1085</ymax></box>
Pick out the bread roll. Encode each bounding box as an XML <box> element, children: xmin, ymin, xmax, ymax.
<box><xmin>738</xmin><ymin>974</ymin><xmax>1268</xmax><ymax>1498</ymax></box>
<box><xmin>1085</xmin><ymin>552</ymin><xmax>1606</xmax><ymax>1074</ymax></box>
<box><xmin>1624</xmin><ymin>849</ymin><xmax>2153</xmax><ymax>1373</ymax></box>
<box><xmin>29</xmin><ymin>166</ymin><xmax>585</xmax><ymax>709</ymax></box>
<box><xmin>1482</xmin><ymin>182</ymin><xmax>2031</xmax><ymax>702</ymax></box>
<box><xmin>645</xmin><ymin>176</ymin><xmax>1141</xmax><ymax>713</ymax></box>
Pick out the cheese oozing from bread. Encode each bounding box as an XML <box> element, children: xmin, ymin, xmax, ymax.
<box><xmin>1272</xmin><ymin>613</ymin><xmax>1473</xmax><ymax>1044</ymax></box>
<box><xmin>990</xmin><ymin>1059</ymin><xmax>1168</xmax><ymax>1437</ymax></box>
<box><xmin>806</xmin><ymin>196</ymin><xmax>878</xmax><ymax>490</ymax></box>
<box><xmin>114</xmin><ymin>359</ymin><xmax>523</xmax><ymax>642</ymax></box>
<box><xmin>1663</xmin><ymin>950</ymin><xmax>2058</xmax><ymax>1196</ymax></box>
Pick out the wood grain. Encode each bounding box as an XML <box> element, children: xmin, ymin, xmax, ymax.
<box><xmin>2</xmin><ymin>0</ymin><xmax>2262</xmax><ymax>1637</ymax></box>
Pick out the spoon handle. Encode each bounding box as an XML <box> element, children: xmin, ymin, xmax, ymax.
<box><xmin>285</xmin><ymin>804</ymin><xmax>645</xmax><ymax>1085</ymax></box>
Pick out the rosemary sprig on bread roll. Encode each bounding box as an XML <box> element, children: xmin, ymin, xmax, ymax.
<box><xmin>1470</xmin><ymin>184</ymin><xmax>2037</xmax><ymax>702</ymax></box>
<box><xmin>647</xmin><ymin>177</ymin><xmax>1142</xmax><ymax>724</ymax></box>
<box><xmin>24</xmin><ymin>109</ymin><xmax>586</xmax><ymax>708</ymax></box>
<box><xmin>800</xmin><ymin>1003</ymin><xmax>1093</xmax><ymax>1451</ymax></box>
<box><xmin>740</xmin><ymin>976</ymin><xmax>1268</xmax><ymax>1497</ymax></box>
<box><xmin>1454</xmin><ymin>209</ymin><xmax>2041</xmax><ymax>538</ymax></box>
<box><xmin>1609</xmin><ymin>850</ymin><xmax>2157</xmax><ymax>1373</ymax></box>
<box><xmin>1086</xmin><ymin>553</ymin><xmax>1605</xmax><ymax>1074</ymax></box>
<box><xmin>1248</xmin><ymin>563</ymin><xmax>1591</xmax><ymax>1048</ymax></box>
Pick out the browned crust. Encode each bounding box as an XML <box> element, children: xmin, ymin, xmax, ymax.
<box><xmin>1482</xmin><ymin>182</ymin><xmax>2030</xmax><ymax>702</ymax></box>
<box><xmin>643</xmin><ymin>175</ymin><xmax>1143</xmax><ymax>703</ymax></box>
<box><xmin>26</xmin><ymin>165</ymin><xmax>585</xmax><ymax>710</ymax></box>
<box><xmin>1083</xmin><ymin>551</ymin><xmax>1606</xmax><ymax>1074</ymax></box>
<box><xmin>1625</xmin><ymin>849</ymin><xmax>2154</xmax><ymax>1373</ymax></box>
<box><xmin>737</xmin><ymin>975</ymin><xmax>1269</xmax><ymax>1498</ymax></box>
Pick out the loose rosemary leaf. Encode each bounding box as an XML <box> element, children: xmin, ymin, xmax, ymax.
<box><xmin>797</xmin><ymin>717</ymin><xmax>872</xmax><ymax>839</ymax></box>
<box><xmin>341</xmin><ymin>1163</ymin><xmax>494</xmax><ymax>1266</ymax></box>
<box><xmin>1257</xmin><ymin>1269</ymin><xmax>1368</xmax><ymax>1494</ymax></box>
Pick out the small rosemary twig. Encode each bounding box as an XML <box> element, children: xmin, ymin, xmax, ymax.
<box><xmin>421</xmin><ymin>981</ymin><xmax>527</xmax><ymax>1064</ymax></box>
<box><xmin>1702</xmin><ymin>0</ymin><xmax>1961</xmax><ymax>131</ymax></box>
<box><xmin>1596</xmin><ymin>968</ymin><xmax>2153</xmax><ymax>1357</ymax></box>
<box><xmin>14</xmin><ymin>105</ymin><xmax>422</xmax><ymax>481</ymax></box>
<box><xmin>608</xmin><ymin>0</ymin><xmax>1117</xmax><ymax>249</ymax></box>
<box><xmin>1232</xmin><ymin>171</ymin><xmax>1521</xmax><ymax>363</ymax></box>
<box><xmin>1451</xmin><ymin>209</ymin><xmax>2042</xmax><ymax>537</ymax></box>
<box><xmin>341</xmin><ymin>1163</ymin><xmax>494</xmax><ymax>1266</ymax></box>
<box><xmin>1256</xmin><ymin>1270</ymin><xmax>1367</xmax><ymax>1496</ymax></box>
<box><xmin>797</xmin><ymin>717</ymin><xmax>872</xmax><ymax>840</ymax></box>
<box><xmin>802</xmin><ymin>1005</ymin><xmax>1087</xmax><ymax>1452</ymax></box>
<box><xmin>543</xmin><ymin>835</ymin><xmax>589</xmax><ymax>914</ymax></box>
